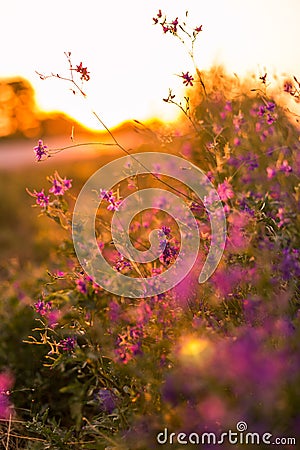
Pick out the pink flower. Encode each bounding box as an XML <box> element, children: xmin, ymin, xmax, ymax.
<box><xmin>276</xmin><ymin>207</ymin><xmax>290</xmax><ymax>228</ymax></box>
<box><xmin>233</xmin><ymin>112</ymin><xmax>244</xmax><ymax>131</ymax></box>
<box><xmin>99</xmin><ymin>189</ymin><xmax>122</xmax><ymax>211</ymax></box>
<box><xmin>217</xmin><ymin>180</ymin><xmax>234</xmax><ymax>201</ymax></box>
<box><xmin>33</xmin><ymin>139</ymin><xmax>48</xmax><ymax>161</ymax></box>
<box><xmin>75</xmin><ymin>62</ymin><xmax>90</xmax><ymax>81</ymax></box>
<box><xmin>34</xmin><ymin>300</ymin><xmax>52</xmax><ymax>315</ymax></box>
<box><xmin>211</xmin><ymin>267</ymin><xmax>243</xmax><ymax>297</ymax></box>
<box><xmin>283</xmin><ymin>80</ymin><xmax>293</xmax><ymax>93</ymax></box>
<box><xmin>171</xmin><ymin>17</ymin><xmax>178</xmax><ymax>32</ymax></box>
<box><xmin>32</xmin><ymin>189</ymin><xmax>50</xmax><ymax>208</ymax></box>
<box><xmin>224</xmin><ymin>101</ymin><xmax>232</xmax><ymax>112</ymax></box>
<box><xmin>266</xmin><ymin>167</ymin><xmax>276</xmax><ymax>179</ymax></box>
<box><xmin>76</xmin><ymin>278</ymin><xmax>87</xmax><ymax>294</ymax></box>
<box><xmin>49</xmin><ymin>172</ymin><xmax>72</xmax><ymax>196</ymax></box>
<box><xmin>0</xmin><ymin>372</ymin><xmax>14</xmax><ymax>419</ymax></box>
<box><xmin>180</xmin><ymin>72</ymin><xmax>194</xmax><ymax>86</ymax></box>
<box><xmin>47</xmin><ymin>309</ymin><xmax>61</xmax><ymax>328</ymax></box>
<box><xmin>107</xmin><ymin>199</ymin><xmax>122</xmax><ymax>211</ymax></box>
<box><xmin>280</xmin><ymin>160</ymin><xmax>292</xmax><ymax>173</ymax></box>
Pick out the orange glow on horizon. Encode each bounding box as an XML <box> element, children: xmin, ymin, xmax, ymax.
<box><xmin>1</xmin><ymin>0</ymin><xmax>300</xmax><ymax>132</ymax></box>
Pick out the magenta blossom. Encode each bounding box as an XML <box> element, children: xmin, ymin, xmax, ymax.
<box><xmin>99</xmin><ymin>189</ymin><xmax>122</xmax><ymax>211</ymax></box>
<box><xmin>283</xmin><ymin>80</ymin><xmax>293</xmax><ymax>93</ymax></box>
<box><xmin>33</xmin><ymin>139</ymin><xmax>48</xmax><ymax>162</ymax></box>
<box><xmin>26</xmin><ymin>187</ymin><xmax>50</xmax><ymax>208</ymax></box>
<box><xmin>0</xmin><ymin>372</ymin><xmax>14</xmax><ymax>419</ymax></box>
<box><xmin>49</xmin><ymin>172</ymin><xmax>72</xmax><ymax>196</ymax></box>
<box><xmin>34</xmin><ymin>300</ymin><xmax>52</xmax><ymax>315</ymax></box>
<box><xmin>266</xmin><ymin>167</ymin><xmax>276</xmax><ymax>179</ymax></box>
<box><xmin>59</xmin><ymin>336</ymin><xmax>76</xmax><ymax>352</ymax></box>
<box><xmin>217</xmin><ymin>180</ymin><xmax>234</xmax><ymax>202</ymax></box>
<box><xmin>31</xmin><ymin>189</ymin><xmax>50</xmax><ymax>208</ymax></box>
<box><xmin>180</xmin><ymin>72</ymin><xmax>194</xmax><ymax>86</ymax></box>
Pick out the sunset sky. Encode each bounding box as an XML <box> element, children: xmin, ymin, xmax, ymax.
<box><xmin>1</xmin><ymin>0</ymin><xmax>300</xmax><ymax>130</ymax></box>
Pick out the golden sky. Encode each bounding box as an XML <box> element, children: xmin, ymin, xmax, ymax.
<box><xmin>2</xmin><ymin>0</ymin><xmax>300</xmax><ymax>129</ymax></box>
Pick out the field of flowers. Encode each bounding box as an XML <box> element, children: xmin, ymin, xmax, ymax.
<box><xmin>0</xmin><ymin>11</ymin><xmax>299</xmax><ymax>450</ymax></box>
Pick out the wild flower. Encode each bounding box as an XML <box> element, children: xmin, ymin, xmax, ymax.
<box><xmin>74</xmin><ymin>62</ymin><xmax>90</xmax><ymax>81</ymax></box>
<box><xmin>33</xmin><ymin>139</ymin><xmax>48</xmax><ymax>161</ymax></box>
<box><xmin>59</xmin><ymin>336</ymin><xmax>76</xmax><ymax>352</ymax></box>
<box><xmin>34</xmin><ymin>300</ymin><xmax>52</xmax><ymax>315</ymax></box>
<box><xmin>94</xmin><ymin>389</ymin><xmax>117</xmax><ymax>413</ymax></box>
<box><xmin>159</xmin><ymin>225</ymin><xmax>171</xmax><ymax>237</ymax></box>
<box><xmin>180</xmin><ymin>71</ymin><xmax>194</xmax><ymax>86</ymax></box>
<box><xmin>30</xmin><ymin>189</ymin><xmax>50</xmax><ymax>208</ymax></box>
<box><xmin>283</xmin><ymin>80</ymin><xmax>293</xmax><ymax>93</ymax></box>
<box><xmin>217</xmin><ymin>180</ymin><xmax>234</xmax><ymax>202</ymax></box>
<box><xmin>108</xmin><ymin>300</ymin><xmax>121</xmax><ymax>323</ymax></box>
<box><xmin>0</xmin><ymin>372</ymin><xmax>14</xmax><ymax>419</ymax></box>
<box><xmin>49</xmin><ymin>172</ymin><xmax>72</xmax><ymax>195</ymax></box>
<box><xmin>99</xmin><ymin>188</ymin><xmax>122</xmax><ymax>211</ymax></box>
<box><xmin>113</xmin><ymin>253</ymin><xmax>132</xmax><ymax>273</ymax></box>
<box><xmin>194</xmin><ymin>25</ymin><xmax>203</xmax><ymax>32</ymax></box>
<box><xmin>75</xmin><ymin>278</ymin><xmax>87</xmax><ymax>294</ymax></box>
<box><xmin>276</xmin><ymin>207</ymin><xmax>290</xmax><ymax>228</ymax></box>
<box><xmin>279</xmin><ymin>159</ymin><xmax>292</xmax><ymax>173</ymax></box>
<box><xmin>232</xmin><ymin>111</ymin><xmax>244</xmax><ymax>131</ymax></box>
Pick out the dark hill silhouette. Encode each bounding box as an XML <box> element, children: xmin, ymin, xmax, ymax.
<box><xmin>0</xmin><ymin>77</ymin><xmax>161</xmax><ymax>144</ymax></box>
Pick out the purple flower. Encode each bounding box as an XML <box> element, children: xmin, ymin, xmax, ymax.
<box><xmin>180</xmin><ymin>72</ymin><xmax>194</xmax><ymax>87</ymax></box>
<box><xmin>35</xmin><ymin>189</ymin><xmax>50</xmax><ymax>207</ymax></box>
<box><xmin>33</xmin><ymin>139</ymin><xmax>48</xmax><ymax>162</ymax></box>
<box><xmin>59</xmin><ymin>336</ymin><xmax>76</xmax><ymax>352</ymax></box>
<box><xmin>217</xmin><ymin>180</ymin><xmax>234</xmax><ymax>202</ymax></box>
<box><xmin>266</xmin><ymin>113</ymin><xmax>276</xmax><ymax>125</ymax></box>
<box><xmin>99</xmin><ymin>189</ymin><xmax>122</xmax><ymax>211</ymax></box>
<box><xmin>266</xmin><ymin>102</ymin><xmax>276</xmax><ymax>111</ymax></box>
<box><xmin>27</xmin><ymin>188</ymin><xmax>50</xmax><ymax>208</ymax></box>
<box><xmin>280</xmin><ymin>248</ymin><xmax>300</xmax><ymax>280</ymax></box>
<box><xmin>266</xmin><ymin>167</ymin><xmax>276</xmax><ymax>179</ymax></box>
<box><xmin>94</xmin><ymin>389</ymin><xmax>117</xmax><ymax>413</ymax></box>
<box><xmin>283</xmin><ymin>80</ymin><xmax>293</xmax><ymax>93</ymax></box>
<box><xmin>107</xmin><ymin>199</ymin><xmax>122</xmax><ymax>211</ymax></box>
<box><xmin>34</xmin><ymin>300</ymin><xmax>52</xmax><ymax>315</ymax></box>
<box><xmin>195</xmin><ymin>25</ymin><xmax>203</xmax><ymax>33</ymax></box>
<box><xmin>159</xmin><ymin>241</ymin><xmax>179</xmax><ymax>266</ymax></box>
<box><xmin>114</xmin><ymin>254</ymin><xmax>132</xmax><ymax>272</ymax></box>
<box><xmin>243</xmin><ymin>153</ymin><xmax>258</xmax><ymax>171</ymax></box>
<box><xmin>99</xmin><ymin>189</ymin><xmax>113</xmax><ymax>201</ymax></box>
<box><xmin>49</xmin><ymin>179</ymin><xmax>64</xmax><ymax>195</ymax></box>
<box><xmin>75</xmin><ymin>278</ymin><xmax>87</xmax><ymax>294</ymax></box>
<box><xmin>0</xmin><ymin>372</ymin><xmax>14</xmax><ymax>419</ymax></box>
<box><xmin>159</xmin><ymin>226</ymin><xmax>171</xmax><ymax>237</ymax></box>
<box><xmin>232</xmin><ymin>112</ymin><xmax>244</xmax><ymax>131</ymax></box>
<box><xmin>280</xmin><ymin>160</ymin><xmax>292</xmax><ymax>173</ymax></box>
<box><xmin>108</xmin><ymin>300</ymin><xmax>121</xmax><ymax>322</ymax></box>
<box><xmin>49</xmin><ymin>173</ymin><xmax>72</xmax><ymax>196</ymax></box>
